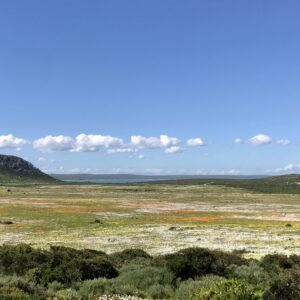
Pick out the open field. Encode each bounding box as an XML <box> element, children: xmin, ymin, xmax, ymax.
<box><xmin>1</xmin><ymin>183</ymin><xmax>300</xmax><ymax>258</ymax></box>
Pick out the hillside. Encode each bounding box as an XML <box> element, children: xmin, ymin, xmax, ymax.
<box><xmin>0</xmin><ymin>155</ymin><xmax>58</xmax><ymax>184</ymax></box>
<box><xmin>151</xmin><ymin>174</ymin><xmax>300</xmax><ymax>194</ymax></box>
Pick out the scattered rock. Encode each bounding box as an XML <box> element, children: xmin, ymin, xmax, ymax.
<box><xmin>168</xmin><ymin>226</ymin><xmax>177</xmax><ymax>231</ymax></box>
<box><xmin>0</xmin><ymin>220</ymin><xmax>13</xmax><ymax>225</ymax></box>
<box><xmin>91</xmin><ymin>219</ymin><xmax>104</xmax><ymax>224</ymax></box>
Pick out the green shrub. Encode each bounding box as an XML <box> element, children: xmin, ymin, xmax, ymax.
<box><xmin>106</xmin><ymin>263</ymin><xmax>175</xmax><ymax>298</ymax></box>
<box><xmin>227</xmin><ymin>261</ymin><xmax>269</xmax><ymax>285</ymax></box>
<box><xmin>146</xmin><ymin>283</ymin><xmax>174</xmax><ymax>299</ymax></box>
<box><xmin>79</xmin><ymin>257</ymin><xmax>119</xmax><ymax>280</ymax></box>
<box><xmin>0</xmin><ymin>286</ymin><xmax>35</xmax><ymax>300</ymax></box>
<box><xmin>263</xmin><ymin>268</ymin><xmax>300</xmax><ymax>300</ymax></box>
<box><xmin>163</xmin><ymin>248</ymin><xmax>244</xmax><ymax>280</ymax></box>
<box><xmin>109</xmin><ymin>249</ymin><xmax>152</xmax><ymax>268</ymax></box>
<box><xmin>260</xmin><ymin>254</ymin><xmax>293</xmax><ymax>274</ymax></box>
<box><xmin>78</xmin><ymin>278</ymin><xmax>108</xmax><ymax>299</ymax></box>
<box><xmin>0</xmin><ymin>244</ymin><xmax>50</xmax><ymax>276</ymax></box>
<box><xmin>54</xmin><ymin>288</ymin><xmax>80</xmax><ymax>300</ymax></box>
<box><xmin>175</xmin><ymin>275</ymin><xmax>224</xmax><ymax>300</ymax></box>
<box><xmin>191</xmin><ymin>279</ymin><xmax>263</xmax><ymax>300</ymax></box>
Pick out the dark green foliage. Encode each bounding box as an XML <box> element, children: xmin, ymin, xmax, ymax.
<box><xmin>2</xmin><ymin>244</ymin><xmax>300</xmax><ymax>299</ymax></box>
<box><xmin>110</xmin><ymin>248</ymin><xmax>152</xmax><ymax>267</ymax></box>
<box><xmin>34</xmin><ymin>246</ymin><xmax>117</xmax><ymax>285</ymax></box>
<box><xmin>79</xmin><ymin>256</ymin><xmax>118</xmax><ymax>280</ymax></box>
<box><xmin>263</xmin><ymin>268</ymin><xmax>300</xmax><ymax>300</ymax></box>
<box><xmin>0</xmin><ymin>244</ymin><xmax>50</xmax><ymax>275</ymax></box>
<box><xmin>0</xmin><ymin>244</ymin><xmax>117</xmax><ymax>287</ymax></box>
<box><xmin>162</xmin><ymin>247</ymin><xmax>245</xmax><ymax>280</ymax></box>
<box><xmin>260</xmin><ymin>254</ymin><xmax>294</xmax><ymax>274</ymax></box>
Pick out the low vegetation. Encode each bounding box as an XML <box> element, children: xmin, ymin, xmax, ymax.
<box><xmin>1</xmin><ymin>244</ymin><xmax>300</xmax><ymax>299</ymax></box>
<box><xmin>152</xmin><ymin>174</ymin><xmax>300</xmax><ymax>194</ymax></box>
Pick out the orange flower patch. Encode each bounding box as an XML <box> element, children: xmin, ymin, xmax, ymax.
<box><xmin>173</xmin><ymin>215</ymin><xmax>225</xmax><ymax>223</ymax></box>
<box><xmin>54</xmin><ymin>206</ymin><xmax>104</xmax><ymax>213</ymax></box>
<box><xmin>175</xmin><ymin>209</ymin><xmax>198</xmax><ymax>214</ymax></box>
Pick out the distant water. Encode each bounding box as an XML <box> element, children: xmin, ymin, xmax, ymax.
<box><xmin>57</xmin><ymin>175</ymin><xmax>266</xmax><ymax>184</ymax></box>
<box><xmin>63</xmin><ymin>178</ymin><xmax>159</xmax><ymax>184</ymax></box>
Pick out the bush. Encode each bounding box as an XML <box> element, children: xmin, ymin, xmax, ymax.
<box><xmin>263</xmin><ymin>268</ymin><xmax>300</xmax><ymax>300</ymax></box>
<box><xmin>191</xmin><ymin>279</ymin><xmax>263</xmax><ymax>300</ymax></box>
<box><xmin>0</xmin><ymin>275</ymin><xmax>44</xmax><ymax>300</ymax></box>
<box><xmin>260</xmin><ymin>254</ymin><xmax>293</xmax><ymax>274</ymax></box>
<box><xmin>78</xmin><ymin>278</ymin><xmax>108</xmax><ymax>299</ymax></box>
<box><xmin>227</xmin><ymin>261</ymin><xmax>269</xmax><ymax>285</ymax></box>
<box><xmin>0</xmin><ymin>244</ymin><xmax>49</xmax><ymax>276</ymax></box>
<box><xmin>175</xmin><ymin>275</ymin><xmax>224</xmax><ymax>300</ymax></box>
<box><xmin>79</xmin><ymin>257</ymin><xmax>118</xmax><ymax>280</ymax></box>
<box><xmin>35</xmin><ymin>257</ymin><xmax>118</xmax><ymax>286</ymax></box>
<box><xmin>109</xmin><ymin>249</ymin><xmax>152</xmax><ymax>268</ymax></box>
<box><xmin>163</xmin><ymin>248</ymin><xmax>244</xmax><ymax>280</ymax></box>
<box><xmin>0</xmin><ymin>286</ymin><xmax>35</xmax><ymax>300</ymax></box>
<box><xmin>54</xmin><ymin>288</ymin><xmax>80</xmax><ymax>300</ymax></box>
<box><xmin>106</xmin><ymin>263</ymin><xmax>175</xmax><ymax>298</ymax></box>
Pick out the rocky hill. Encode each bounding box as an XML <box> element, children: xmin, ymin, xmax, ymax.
<box><xmin>0</xmin><ymin>155</ymin><xmax>58</xmax><ymax>183</ymax></box>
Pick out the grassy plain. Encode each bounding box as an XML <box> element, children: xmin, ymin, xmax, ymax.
<box><xmin>1</xmin><ymin>183</ymin><xmax>300</xmax><ymax>258</ymax></box>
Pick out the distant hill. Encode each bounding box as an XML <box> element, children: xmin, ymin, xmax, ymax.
<box><xmin>152</xmin><ymin>174</ymin><xmax>300</xmax><ymax>194</ymax></box>
<box><xmin>0</xmin><ymin>155</ymin><xmax>58</xmax><ymax>184</ymax></box>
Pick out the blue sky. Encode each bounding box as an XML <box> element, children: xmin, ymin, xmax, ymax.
<box><xmin>1</xmin><ymin>0</ymin><xmax>300</xmax><ymax>175</ymax></box>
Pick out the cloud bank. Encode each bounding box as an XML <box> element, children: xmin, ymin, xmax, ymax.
<box><xmin>0</xmin><ymin>134</ymin><xmax>28</xmax><ymax>149</ymax></box>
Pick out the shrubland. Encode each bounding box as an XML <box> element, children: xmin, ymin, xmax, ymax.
<box><xmin>1</xmin><ymin>244</ymin><xmax>300</xmax><ymax>299</ymax></box>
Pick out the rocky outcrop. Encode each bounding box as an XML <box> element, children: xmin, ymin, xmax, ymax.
<box><xmin>0</xmin><ymin>154</ymin><xmax>57</xmax><ymax>182</ymax></box>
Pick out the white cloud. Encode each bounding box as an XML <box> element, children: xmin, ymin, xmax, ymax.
<box><xmin>144</xmin><ymin>168</ymin><xmax>162</xmax><ymax>174</ymax></box>
<box><xmin>234</xmin><ymin>138</ymin><xmax>242</xmax><ymax>144</ymax></box>
<box><xmin>275</xmin><ymin>163</ymin><xmax>300</xmax><ymax>173</ymax></box>
<box><xmin>228</xmin><ymin>169</ymin><xmax>241</xmax><ymax>175</ymax></box>
<box><xmin>107</xmin><ymin>148</ymin><xmax>138</xmax><ymax>154</ymax></box>
<box><xmin>248</xmin><ymin>134</ymin><xmax>272</xmax><ymax>146</ymax></box>
<box><xmin>0</xmin><ymin>134</ymin><xmax>28</xmax><ymax>149</ymax></box>
<box><xmin>33</xmin><ymin>134</ymin><xmax>124</xmax><ymax>152</ymax></box>
<box><xmin>187</xmin><ymin>138</ymin><xmax>205</xmax><ymax>147</ymax></box>
<box><xmin>277</xmin><ymin>139</ymin><xmax>291</xmax><ymax>146</ymax></box>
<box><xmin>73</xmin><ymin>134</ymin><xmax>124</xmax><ymax>152</ymax></box>
<box><xmin>131</xmin><ymin>134</ymin><xmax>180</xmax><ymax>149</ymax></box>
<box><xmin>284</xmin><ymin>164</ymin><xmax>300</xmax><ymax>172</ymax></box>
<box><xmin>165</xmin><ymin>146</ymin><xmax>182</xmax><ymax>153</ymax></box>
<box><xmin>267</xmin><ymin>163</ymin><xmax>300</xmax><ymax>174</ymax></box>
<box><xmin>38</xmin><ymin>157</ymin><xmax>46</xmax><ymax>161</ymax></box>
<box><xmin>138</xmin><ymin>154</ymin><xmax>145</xmax><ymax>159</ymax></box>
<box><xmin>33</xmin><ymin>135</ymin><xmax>74</xmax><ymax>152</ymax></box>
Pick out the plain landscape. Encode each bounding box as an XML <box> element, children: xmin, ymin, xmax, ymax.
<box><xmin>2</xmin><ymin>1</ymin><xmax>300</xmax><ymax>299</ymax></box>
<box><xmin>2</xmin><ymin>155</ymin><xmax>300</xmax><ymax>299</ymax></box>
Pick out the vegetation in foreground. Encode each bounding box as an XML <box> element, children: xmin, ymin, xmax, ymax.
<box><xmin>1</xmin><ymin>244</ymin><xmax>300</xmax><ymax>299</ymax></box>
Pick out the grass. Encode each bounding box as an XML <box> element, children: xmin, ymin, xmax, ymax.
<box><xmin>1</xmin><ymin>183</ymin><xmax>300</xmax><ymax>257</ymax></box>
